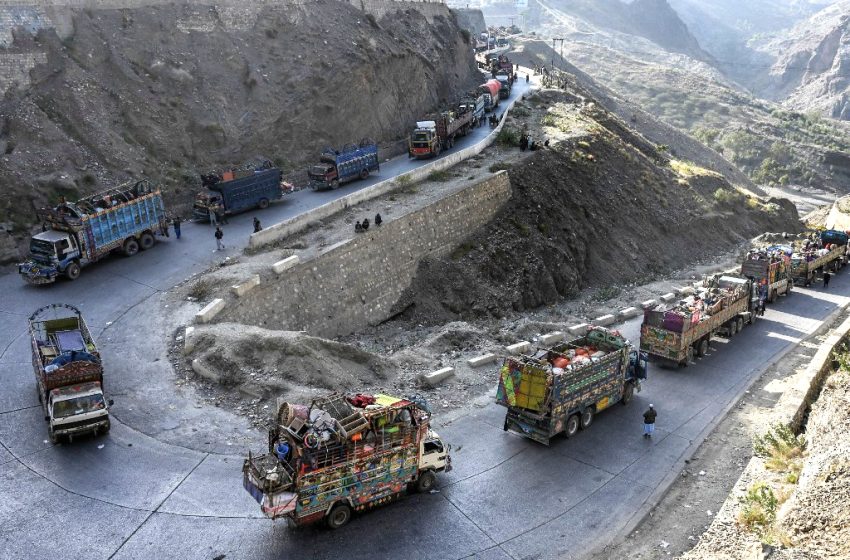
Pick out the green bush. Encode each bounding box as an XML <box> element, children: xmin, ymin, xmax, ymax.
<box><xmin>738</xmin><ymin>482</ymin><xmax>778</xmax><ymax>535</ymax></box>
<box><xmin>497</xmin><ymin>127</ymin><xmax>521</xmax><ymax>147</ymax></box>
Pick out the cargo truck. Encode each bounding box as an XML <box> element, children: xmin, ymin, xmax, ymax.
<box><xmin>192</xmin><ymin>161</ymin><xmax>284</xmax><ymax>221</ymax></box>
<box><xmin>18</xmin><ymin>180</ymin><xmax>168</xmax><ymax>285</ymax></box>
<box><xmin>496</xmin><ymin>327</ymin><xmax>648</xmax><ymax>445</ymax></box>
<box><xmin>408</xmin><ymin>109</ymin><xmax>473</xmax><ymax>159</ymax></box>
<box><xmin>791</xmin><ymin>231</ymin><xmax>847</xmax><ymax>286</ymax></box>
<box><xmin>741</xmin><ymin>249</ymin><xmax>792</xmax><ymax>303</ymax></box>
<box><xmin>308</xmin><ymin>139</ymin><xmax>379</xmax><ymax>190</ymax></box>
<box><xmin>490</xmin><ymin>54</ymin><xmax>513</xmax><ymax>79</ymax></box>
<box><xmin>30</xmin><ymin>304</ymin><xmax>113</xmax><ymax>444</ymax></box>
<box><xmin>479</xmin><ymin>80</ymin><xmax>501</xmax><ymax>112</ymax></box>
<box><xmin>243</xmin><ymin>392</ymin><xmax>451</xmax><ymax>529</ymax></box>
<box><xmin>496</xmin><ymin>73</ymin><xmax>511</xmax><ymax>99</ymax></box>
<box><xmin>640</xmin><ymin>276</ymin><xmax>758</xmax><ymax>367</ymax></box>
<box><xmin>458</xmin><ymin>93</ymin><xmax>486</xmax><ymax>128</ymax></box>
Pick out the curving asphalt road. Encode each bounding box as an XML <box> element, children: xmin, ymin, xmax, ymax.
<box><xmin>2</xmin><ymin>75</ymin><xmax>847</xmax><ymax>560</ymax></box>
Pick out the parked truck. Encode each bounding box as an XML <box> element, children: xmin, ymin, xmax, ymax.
<box><xmin>308</xmin><ymin>139</ymin><xmax>379</xmax><ymax>190</ymax></box>
<box><xmin>791</xmin><ymin>231</ymin><xmax>847</xmax><ymax>286</ymax></box>
<box><xmin>458</xmin><ymin>93</ymin><xmax>486</xmax><ymax>128</ymax></box>
<box><xmin>640</xmin><ymin>275</ymin><xmax>758</xmax><ymax>367</ymax></box>
<box><xmin>408</xmin><ymin>109</ymin><xmax>474</xmax><ymax>158</ymax></box>
<box><xmin>479</xmin><ymin>80</ymin><xmax>501</xmax><ymax>112</ymax></box>
<box><xmin>496</xmin><ymin>327</ymin><xmax>648</xmax><ymax>445</ymax></box>
<box><xmin>741</xmin><ymin>248</ymin><xmax>792</xmax><ymax>303</ymax></box>
<box><xmin>243</xmin><ymin>392</ymin><xmax>450</xmax><ymax>528</ymax></box>
<box><xmin>30</xmin><ymin>304</ymin><xmax>112</xmax><ymax>444</ymax></box>
<box><xmin>192</xmin><ymin>161</ymin><xmax>284</xmax><ymax>221</ymax></box>
<box><xmin>18</xmin><ymin>180</ymin><xmax>168</xmax><ymax>285</ymax></box>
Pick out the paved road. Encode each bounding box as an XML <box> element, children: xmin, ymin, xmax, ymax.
<box><xmin>1</xmin><ymin>75</ymin><xmax>845</xmax><ymax>559</ymax></box>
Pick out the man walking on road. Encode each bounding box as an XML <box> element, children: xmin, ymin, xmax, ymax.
<box><xmin>643</xmin><ymin>404</ymin><xmax>657</xmax><ymax>438</ymax></box>
<box><xmin>253</xmin><ymin>217</ymin><xmax>262</xmax><ymax>233</ymax></box>
<box><xmin>824</xmin><ymin>271</ymin><xmax>832</xmax><ymax>288</ymax></box>
<box><xmin>172</xmin><ymin>215</ymin><xmax>182</xmax><ymax>240</ymax></box>
<box><xmin>214</xmin><ymin>226</ymin><xmax>225</xmax><ymax>251</ymax></box>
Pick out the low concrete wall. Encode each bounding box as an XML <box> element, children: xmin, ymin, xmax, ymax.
<box><xmin>220</xmin><ymin>171</ymin><xmax>512</xmax><ymax>337</ymax></box>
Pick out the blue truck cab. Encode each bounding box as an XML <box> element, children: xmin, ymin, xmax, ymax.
<box><xmin>308</xmin><ymin>139</ymin><xmax>379</xmax><ymax>190</ymax></box>
<box><xmin>193</xmin><ymin>162</ymin><xmax>283</xmax><ymax>221</ymax></box>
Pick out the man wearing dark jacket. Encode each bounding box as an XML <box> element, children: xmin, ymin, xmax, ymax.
<box><xmin>643</xmin><ymin>404</ymin><xmax>657</xmax><ymax>438</ymax></box>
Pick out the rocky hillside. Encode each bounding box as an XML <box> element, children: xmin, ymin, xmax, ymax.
<box><xmin>0</xmin><ymin>0</ymin><xmax>479</xmax><ymax>263</ymax></box>
<box><xmin>391</xmin><ymin>86</ymin><xmax>800</xmax><ymax>324</ymax></box>
<box><xmin>756</xmin><ymin>0</ymin><xmax>850</xmax><ymax>120</ymax></box>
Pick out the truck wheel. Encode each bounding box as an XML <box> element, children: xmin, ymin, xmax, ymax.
<box><xmin>565</xmin><ymin>414</ymin><xmax>580</xmax><ymax>438</ymax></box>
<box><xmin>416</xmin><ymin>470</ymin><xmax>436</xmax><ymax>493</ymax></box>
<box><xmin>258</xmin><ymin>198</ymin><xmax>270</xmax><ymax>210</ymax></box>
<box><xmin>728</xmin><ymin>320</ymin><xmax>738</xmax><ymax>337</ymax></box>
<box><xmin>139</xmin><ymin>232</ymin><xmax>155</xmax><ymax>250</ymax></box>
<box><xmin>359</xmin><ymin>168</ymin><xmax>369</xmax><ymax>180</ymax></box>
<box><xmin>580</xmin><ymin>407</ymin><xmax>595</xmax><ymax>430</ymax></box>
<box><xmin>698</xmin><ymin>338</ymin><xmax>709</xmax><ymax>358</ymax></box>
<box><xmin>680</xmin><ymin>346</ymin><xmax>694</xmax><ymax>368</ymax></box>
<box><xmin>326</xmin><ymin>503</ymin><xmax>352</xmax><ymax>529</ymax></box>
<box><xmin>64</xmin><ymin>261</ymin><xmax>81</xmax><ymax>281</ymax></box>
<box><xmin>330</xmin><ymin>179</ymin><xmax>339</xmax><ymax>190</ymax></box>
<box><xmin>48</xmin><ymin>426</ymin><xmax>59</xmax><ymax>445</ymax></box>
<box><xmin>101</xmin><ymin>420</ymin><xmax>111</xmax><ymax>435</ymax></box>
<box><xmin>621</xmin><ymin>382</ymin><xmax>635</xmax><ymax>405</ymax></box>
<box><xmin>737</xmin><ymin>317</ymin><xmax>745</xmax><ymax>332</ymax></box>
<box><xmin>123</xmin><ymin>238</ymin><xmax>139</xmax><ymax>257</ymax></box>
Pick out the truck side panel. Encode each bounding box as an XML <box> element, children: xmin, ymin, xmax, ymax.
<box><xmin>217</xmin><ymin>169</ymin><xmax>282</xmax><ymax>212</ymax></box>
<box><xmin>85</xmin><ymin>192</ymin><xmax>166</xmax><ymax>256</ymax></box>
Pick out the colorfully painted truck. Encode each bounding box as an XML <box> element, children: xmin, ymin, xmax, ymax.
<box><xmin>640</xmin><ymin>275</ymin><xmax>758</xmax><ymax>367</ymax></box>
<box><xmin>30</xmin><ymin>304</ymin><xmax>112</xmax><ymax>444</ymax></box>
<box><xmin>18</xmin><ymin>180</ymin><xmax>168</xmax><ymax>285</ymax></box>
<box><xmin>496</xmin><ymin>327</ymin><xmax>648</xmax><ymax>445</ymax></box>
<box><xmin>458</xmin><ymin>93</ymin><xmax>486</xmax><ymax>128</ymax></box>
<box><xmin>243</xmin><ymin>392</ymin><xmax>451</xmax><ymax>529</ymax></box>
<box><xmin>741</xmin><ymin>249</ymin><xmax>792</xmax><ymax>303</ymax></box>
<box><xmin>192</xmin><ymin>161</ymin><xmax>283</xmax><ymax>221</ymax></box>
<box><xmin>408</xmin><ymin>110</ymin><xmax>473</xmax><ymax>159</ymax></box>
<box><xmin>791</xmin><ymin>232</ymin><xmax>846</xmax><ymax>286</ymax></box>
<box><xmin>308</xmin><ymin>139</ymin><xmax>379</xmax><ymax>190</ymax></box>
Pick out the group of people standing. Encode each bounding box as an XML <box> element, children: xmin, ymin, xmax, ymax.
<box><xmin>355</xmin><ymin>213</ymin><xmax>382</xmax><ymax>233</ymax></box>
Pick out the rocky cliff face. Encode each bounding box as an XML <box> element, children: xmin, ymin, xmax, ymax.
<box><xmin>762</xmin><ymin>1</ymin><xmax>850</xmax><ymax>120</ymax></box>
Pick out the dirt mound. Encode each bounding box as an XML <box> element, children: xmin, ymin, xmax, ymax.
<box><xmin>0</xmin><ymin>1</ymin><xmax>479</xmax><ymax>261</ymax></box>
<box><xmin>190</xmin><ymin>323</ymin><xmax>390</xmax><ymax>401</ymax></box>
<box><xmin>391</xmin><ymin>90</ymin><xmax>800</xmax><ymax>324</ymax></box>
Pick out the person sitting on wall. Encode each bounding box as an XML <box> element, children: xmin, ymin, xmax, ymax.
<box><xmin>375</xmin><ymin>213</ymin><xmax>382</xmax><ymax>227</ymax></box>
<box><xmin>362</xmin><ymin>218</ymin><xmax>370</xmax><ymax>231</ymax></box>
<box><xmin>355</xmin><ymin>221</ymin><xmax>363</xmax><ymax>233</ymax></box>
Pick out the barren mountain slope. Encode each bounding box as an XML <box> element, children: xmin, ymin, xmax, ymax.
<box><xmin>0</xmin><ymin>1</ymin><xmax>479</xmax><ymax>262</ymax></box>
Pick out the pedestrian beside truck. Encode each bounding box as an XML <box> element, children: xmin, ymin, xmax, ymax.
<box><xmin>214</xmin><ymin>226</ymin><xmax>225</xmax><ymax>251</ymax></box>
<box><xmin>643</xmin><ymin>405</ymin><xmax>657</xmax><ymax>438</ymax></box>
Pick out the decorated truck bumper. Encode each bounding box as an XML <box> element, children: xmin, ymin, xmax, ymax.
<box><xmin>18</xmin><ymin>261</ymin><xmax>58</xmax><ymax>284</ymax></box>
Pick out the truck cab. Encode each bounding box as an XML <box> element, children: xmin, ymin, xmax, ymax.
<box><xmin>46</xmin><ymin>381</ymin><xmax>112</xmax><ymax>444</ymax></box>
<box><xmin>19</xmin><ymin>230</ymin><xmax>81</xmax><ymax>283</ymax></box>
<box><xmin>307</xmin><ymin>162</ymin><xmax>339</xmax><ymax>189</ymax></box>
<box><xmin>409</xmin><ymin>121</ymin><xmax>439</xmax><ymax>158</ymax></box>
<box><xmin>192</xmin><ymin>191</ymin><xmax>223</xmax><ymax>221</ymax></box>
<box><xmin>419</xmin><ymin>429</ymin><xmax>452</xmax><ymax>474</ymax></box>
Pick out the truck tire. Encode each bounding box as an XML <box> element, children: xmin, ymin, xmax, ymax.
<box><xmin>565</xmin><ymin>414</ymin><xmax>580</xmax><ymax>438</ymax></box>
<box><xmin>697</xmin><ymin>338</ymin><xmax>709</xmax><ymax>358</ymax></box>
<box><xmin>123</xmin><ymin>238</ymin><xmax>139</xmax><ymax>257</ymax></box>
<box><xmin>359</xmin><ymin>168</ymin><xmax>369</xmax><ymax>180</ymax></box>
<box><xmin>679</xmin><ymin>346</ymin><xmax>694</xmax><ymax>368</ymax></box>
<box><xmin>139</xmin><ymin>232</ymin><xmax>155</xmax><ymax>250</ymax></box>
<box><xmin>621</xmin><ymin>382</ymin><xmax>635</xmax><ymax>405</ymax></box>
<box><xmin>101</xmin><ymin>420</ymin><xmax>111</xmax><ymax>435</ymax></box>
<box><xmin>416</xmin><ymin>470</ymin><xmax>436</xmax><ymax>493</ymax></box>
<box><xmin>728</xmin><ymin>320</ymin><xmax>738</xmax><ymax>337</ymax></box>
<box><xmin>48</xmin><ymin>426</ymin><xmax>60</xmax><ymax>445</ymax></box>
<box><xmin>258</xmin><ymin>198</ymin><xmax>270</xmax><ymax>210</ymax></box>
<box><xmin>326</xmin><ymin>503</ymin><xmax>352</xmax><ymax>529</ymax></box>
<box><xmin>330</xmin><ymin>179</ymin><xmax>339</xmax><ymax>190</ymax></box>
<box><xmin>64</xmin><ymin>261</ymin><xmax>81</xmax><ymax>281</ymax></box>
<box><xmin>737</xmin><ymin>317</ymin><xmax>745</xmax><ymax>333</ymax></box>
<box><xmin>580</xmin><ymin>407</ymin><xmax>595</xmax><ymax>430</ymax></box>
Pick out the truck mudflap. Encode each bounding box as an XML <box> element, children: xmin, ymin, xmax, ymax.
<box><xmin>18</xmin><ymin>262</ymin><xmax>58</xmax><ymax>284</ymax></box>
<box><xmin>504</xmin><ymin>409</ymin><xmax>553</xmax><ymax>445</ymax></box>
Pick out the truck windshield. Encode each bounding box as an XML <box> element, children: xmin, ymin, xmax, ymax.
<box><xmin>309</xmin><ymin>165</ymin><xmax>331</xmax><ymax>177</ymax></box>
<box><xmin>53</xmin><ymin>393</ymin><xmax>105</xmax><ymax>419</ymax></box>
<box><xmin>29</xmin><ymin>238</ymin><xmax>56</xmax><ymax>264</ymax></box>
<box><xmin>412</xmin><ymin>132</ymin><xmax>432</xmax><ymax>145</ymax></box>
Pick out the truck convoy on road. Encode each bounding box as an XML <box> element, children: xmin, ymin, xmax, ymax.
<box><xmin>193</xmin><ymin>161</ymin><xmax>284</xmax><ymax>221</ymax></box>
<box><xmin>496</xmin><ymin>327</ymin><xmax>648</xmax><ymax>445</ymax></box>
<box><xmin>641</xmin><ymin>275</ymin><xmax>758</xmax><ymax>367</ymax></box>
<box><xmin>480</xmin><ymin>79</ymin><xmax>502</xmax><ymax>112</ymax></box>
<box><xmin>18</xmin><ymin>180</ymin><xmax>168</xmax><ymax>285</ymax></box>
<box><xmin>30</xmin><ymin>304</ymin><xmax>112</xmax><ymax>444</ymax></box>
<box><xmin>409</xmin><ymin>109</ymin><xmax>474</xmax><ymax>158</ymax></box>
<box><xmin>741</xmin><ymin>247</ymin><xmax>792</xmax><ymax>303</ymax></box>
<box><xmin>243</xmin><ymin>392</ymin><xmax>451</xmax><ymax>529</ymax></box>
<box><xmin>308</xmin><ymin>139</ymin><xmax>380</xmax><ymax>190</ymax></box>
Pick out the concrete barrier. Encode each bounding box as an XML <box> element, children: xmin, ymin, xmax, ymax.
<box><xmin>660</xmin><ymin>292</ymin><xmax>677</xmax><ymax>303</ymax></box>
<box><xmin>641</xmin><ymin>299</ymin><xmax>658</xmax><ymax>309</ymax></box>
<box><xmin>468</xmin><ymin>353</ymin><xmax>498</xmax><ymax>367</ymax></box>
<box><xmin>420</xmin><ymin>366</ymin><xmax>455</xmax><ymax>387</ymax></box>
<box><xmin>506</xmin><ymin>341</ymin><xmax>532</xmax><ymax>355</ymax></box>
<box><xmin>568</xmin><ymin>323</ymin><xmax>589</xmax><ymax>336</ymax></box>
<box><xmin>676</xmin><ymin>286</ymin><xmax>695</xmax><ymax>296</ymax></box>
<box><xmin>618</xmin><ymin>307</ymin><xmax>640</xmax><ymax>320</ymax></box>
<box><xmin>195</xmin><ymin>298</ymin><xmax>225</xmax><ymax>324</ymax></box>
<box><xmin>192</xmin><ymin>358</ymin><xmax>221</xmax><ymax>383</ymax></box>
<box><xmin>231</xmin><ymin>274</ymin><xmax>260</xmax><ymax>297</ymax></box>
<box><xmin>594</xmin><ymin>314</ymin><xmax>616</xmax><ymax>327</ymax></box>
<box><xmin>539</xmin><ymin>331</ymin><xmax>564</xmax><ymax>345</ymax></box>
<box><xmin>272</xmin><ymin>255</ymin><xmax>300</xmax><ymax>274</ymax></box>
<box><xmin>183</xmin><ymin>326</ymin><xmax>196</xmax><ymax>355</ymax></box>
<box><xmin>249</xmin><ymin>86</ymin><xmax>529</xmax><ymax>249</ymax></box>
